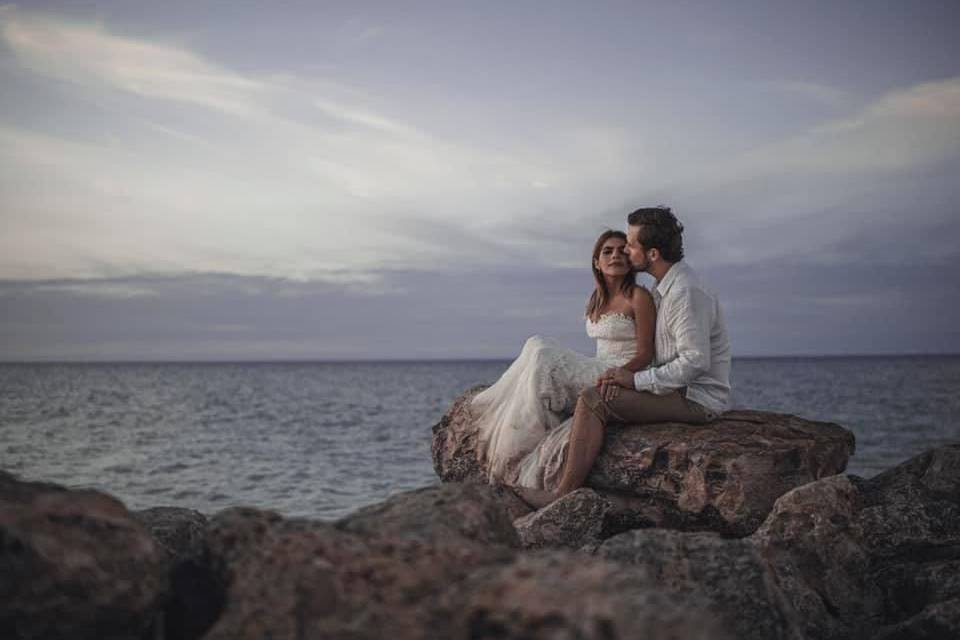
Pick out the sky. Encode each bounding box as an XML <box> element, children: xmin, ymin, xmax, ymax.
<box><xmin>0</xmin><ymin>0</ymin><xmax>958</xmax><ymax>360</ymax></box>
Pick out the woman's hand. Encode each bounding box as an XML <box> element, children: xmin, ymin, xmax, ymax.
<box><xmin>596</xmin><ymin>367</ymin><xmax>635</xmax><ymax>400</ymax></box>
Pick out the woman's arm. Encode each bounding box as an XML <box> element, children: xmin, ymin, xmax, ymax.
<box><xmin>619</xmin><ymin>287</ymin><xmax>656</xmax><ymax>372</ymax></box>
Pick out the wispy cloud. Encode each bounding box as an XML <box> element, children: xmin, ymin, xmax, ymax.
<box><xmin>724</xmin><ymin>77</ymin><xmax>960</xmax><ymax>178</ymax></box>
<box><xmin>0</xmin><ymin>6</ymin><xmax>957</xmax><ymax>291</ymax></box>
<box><xmin>1</xmin><ymin>6</ymin><xmax>263</xmax><ymax>116</ymax></box>
<box><xmin>0</xmin><ymin>7</ymin><xmax>654</xmax><ymax>281</ymax></box>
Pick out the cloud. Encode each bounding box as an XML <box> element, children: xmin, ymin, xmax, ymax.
<box><xmin>0</xmin><ymin>6</ymin><xmax>263</xmax><ymax>116</ymax></box>
<box><xmin>0</xmin><ymin>5</ymin><xmax>957</xmax><ymax>308</ymax></box>
<box><xmin>6</xmin><ymin>281</ymin><xmax>158</xmax><ymax>298</ymax></box>
<box><xmin>2</xmin><ymin>260</ymin><xmax>958</xmax><ymax>361</ymax></box>
<box><xmin>721</xmin><ymin>77</ymin><xmax>960</xmax><ymax>179</ymax></box>
<box><xmin>0</xmin><ymin>8</ymin><xmax>659</xmax><ymax>281</ymax></box>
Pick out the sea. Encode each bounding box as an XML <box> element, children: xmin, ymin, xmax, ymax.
<box><xmin>1</xmin><ymin>356</ymin><xmax>958</xmax><ymax>521</ymax></box>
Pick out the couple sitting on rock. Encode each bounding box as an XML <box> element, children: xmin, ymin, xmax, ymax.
<box><xmin>472</xmin><ymin>206</ymin><xmax>732</xmax><ymax>509</ymax></box>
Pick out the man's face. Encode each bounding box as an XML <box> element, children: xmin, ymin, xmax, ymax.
<box><xmin>626</xmin><ymin>225</ymin><xmax>650</xmax><ymax>273</ymax></box>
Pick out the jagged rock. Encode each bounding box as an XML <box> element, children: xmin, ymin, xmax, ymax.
<box><xmin>857</xmin><ymin>445</ymin><xmax>960</xmax><ymax>639</ymax></box>
<box><xmin>513</xmin><ymin>488</ymin><xmax>612</xmax><ymax>549</ymax></box>
<box><xmin>596</xmin><ymin>528</ymin><xmax>803</xmax><ymax>640</ymax></box>
<box><xmin>134</xmin><ymin>507</ymin><xmax>217</xmax><ymax>640</ymax></box>
<box><xmin>432</xmin><ymin>388</ymin><xmax>856</xmax><ymax>536</ymax></box>
<box><xmin>858</xmin><ymin>445</ymin><xmax>960</xmax><ymax>560</ymax></box>
<box><xmin>746</xmin><ymin>446</ymin><xmax>960</xmax><ymax>640</ymax></box>
<box><xmin>442</xmin><ymin>550</ymin><xmax>727</xmax><ymax>639</ymax></box>
<box><xmin>198</xmin><ymin>485</ymin><xmax>519</xmax><ymax>639</ymax></box>
<box><xmin>0</xmin><ymin>471</ymin><xmax>165</xmax><ymax>640</ymax></box>
<box><xmin>751</xmin><ymin>474</ymin><xmax>883</xmax><ymax>640</ymax></box>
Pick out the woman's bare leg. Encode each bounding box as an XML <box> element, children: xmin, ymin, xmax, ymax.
<box><xmin>555</xmin><ymin>392</ymin><xmax>605</xmax><ymax>495</ymax></box>
<box><xmin>512</xmin><ymin>391</ymin><xmax>606</xmax><ymax>509</ymax></box>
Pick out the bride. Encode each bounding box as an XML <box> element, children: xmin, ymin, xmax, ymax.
<box><xmin>472</xmin><ymin>229</ymin><xmax>655</xmax><ymax>491</ymax></box>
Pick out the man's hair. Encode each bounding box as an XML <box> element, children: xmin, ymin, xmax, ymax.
<box><xmin>627</xmin><ymin>206</ymin><xmax>685</xmax><ymax>262</ymax></box>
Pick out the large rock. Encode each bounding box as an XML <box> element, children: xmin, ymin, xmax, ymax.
<box><xmin>197</xmin><ymin>484</ymin><xmax>520</xmax><ymax>640</ymax></box>
<box><xmin>596</xmin><ymin>528</ymin><xmax>803</xmax><ymax>640</ymax></box>
<box><xmin>751</xmin><ymin>474</ymin><xmax>883</xmax><ymax>640</ymax></box>
<box><xmin>335</xmin><ymin>482</ymin><xmax>525</xmax><ymax>547</ymax></box>
<box><xmin>0</xmin><ymin>471</ymin><xmax>166</xmax><ymax>640</ymax></box>
<box><xmin>432</xmin><ymin>388</ymin><xmax>855</xmax><ymax>536</ymax></box>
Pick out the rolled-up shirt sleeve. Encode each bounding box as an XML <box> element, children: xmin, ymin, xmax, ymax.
<box><xmin>633</xmin><ymin>287</ymin><xmax>714</xmax><ymax>395</ymax></box>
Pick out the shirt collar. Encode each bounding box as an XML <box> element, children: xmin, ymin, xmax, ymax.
<box><xmin>655</xmin><ymin>261</ymin><xmax>686</xmax><ymax>299</ymax></box>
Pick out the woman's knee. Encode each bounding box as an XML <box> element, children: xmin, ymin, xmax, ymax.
<box><xmin>577</xmin><ymin>386</ymin><xmax>606</xmax><ymax>418</ymax></box>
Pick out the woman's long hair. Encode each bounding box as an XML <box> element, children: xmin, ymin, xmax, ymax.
<box><xmin>585</xmin><ymin>229</ymin><xmax>634</xmax><ymax>322</ymax></box>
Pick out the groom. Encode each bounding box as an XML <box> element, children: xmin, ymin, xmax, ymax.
<box><xmin>517</xmin><ymin>206</ymin><xmax>732</xmax><ymax>509</ymax></box>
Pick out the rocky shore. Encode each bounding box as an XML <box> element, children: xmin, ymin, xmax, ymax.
<box><xmin>2</xmin><ymin>388</ymin><xmax>958</xmax><ymax>639</ymax></box>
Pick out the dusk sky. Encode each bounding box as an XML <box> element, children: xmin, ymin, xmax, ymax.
<box><xmin>1</xmin><ymin>1</ymin><xmax>958</xmax><ymax>360</ymax></box>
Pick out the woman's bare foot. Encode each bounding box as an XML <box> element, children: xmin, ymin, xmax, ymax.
<box><xmin>511</xmin><ymin>486</ymin><xmax>560</xmax><ymax>510</ymax></box>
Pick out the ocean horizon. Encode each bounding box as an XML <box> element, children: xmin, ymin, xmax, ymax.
<box><xmin>2</xmin><ymin>355</ymin><xmax>958</xmax><ymax>520</ymax></box>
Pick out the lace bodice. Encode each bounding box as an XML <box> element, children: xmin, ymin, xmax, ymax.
<box><xmin>586</xmin><ymin>313</ymin><xmax>636</xmax><ymax>362</ymax></box>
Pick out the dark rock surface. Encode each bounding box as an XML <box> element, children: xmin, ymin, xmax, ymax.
<box><xmin>596</xmin><ymin>528</ymin><xmax>803</xmax><ymax>640</ymax></box>
<box><xmin>442</xmin><ymin>550</ymin><xmax>726</xmax><ymax>640</ymax></box>
<box><xmin>859</xmin><ymin>445</ymin><xmax>960</xmax><ymax>640</ymax></box>
<box><xmin>749</xmin><ymin>445</ymin><xmax>960</xmax><ymax>640</ymax></box>
<box><xmin>134</xmin><ymin>507</ymin><xmax>207</xmax><ymax>565</ymax></box>
<box><xmin>432</xmin><ymin>388</ymin><xmax>856</xmax><ymax>536</ymax></box>
<box><xmin>0</xmin><ymin>471</ymin><xmax>165</xmax><ymax>640</ymax></box>
<box><xmin>751</xmin><ymin>474</ymin><xmax>882</xmax><ymax>640</ymax></box>
<box><xmin>134</xmin><ymin>507</ymin><xmax>217</xmax><ymax>640</ymax></box>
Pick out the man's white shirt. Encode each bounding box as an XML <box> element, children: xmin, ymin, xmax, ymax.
<box><xmin>633</xmin><ymin>261</ymin><xmax>732</xmax><ymax>414</ymax></box>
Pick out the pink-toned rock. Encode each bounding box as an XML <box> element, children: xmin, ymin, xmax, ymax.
<box><xmin>432</xmin><ymin>388</ymin><xmax>855</xmax><ymax>536</ymax></box>
<box><xmin>0</xmin><ymin>471</ymin><xmax>165</xmax><ymax>640</ymax></box>
<box><xmin>335</xmin><ymin>482</ymin><xmax>525</xmax><ymax>547</ymax></box>
<box><xmin>198</xmin><ymin>484</ymin><xmax>521</xmax><ymax>640</ymax></box>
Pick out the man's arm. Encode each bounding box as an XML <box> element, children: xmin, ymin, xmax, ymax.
<box><xmin>633</xmin><ymin>287</ymin><xmax>714</xmax><ymax>394</ymax></box>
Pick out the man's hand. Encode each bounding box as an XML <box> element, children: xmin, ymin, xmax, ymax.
<box><xmin>596</xmin><ymin>367</ymin><xmax>635</xmax><ymax>401</ymax></box>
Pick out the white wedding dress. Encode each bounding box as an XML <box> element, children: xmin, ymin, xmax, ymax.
<box><xmin>471</xmin><ymin>312</ymin><xmax>637</xmax><ymax>490</ymax></box>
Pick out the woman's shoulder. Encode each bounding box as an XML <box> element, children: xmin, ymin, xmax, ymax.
<box><xmin>630</xmin><ymin>285</ymin><xmax>654</xmax><ymax>302</ymax></box>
